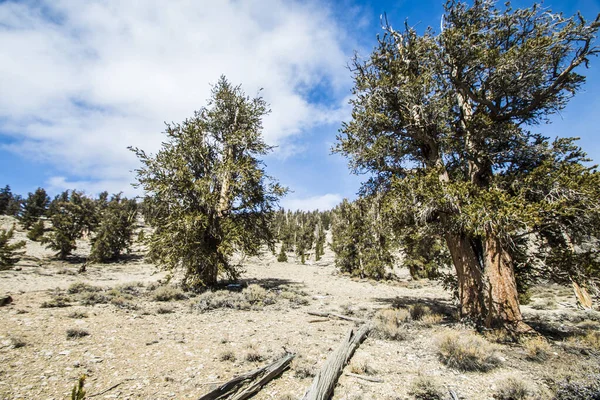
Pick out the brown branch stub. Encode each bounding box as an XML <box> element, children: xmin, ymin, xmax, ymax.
<box><xmin>198</xmin><ymin>352</ymin><xmax>295</xmax><ymax>400</ymax></box>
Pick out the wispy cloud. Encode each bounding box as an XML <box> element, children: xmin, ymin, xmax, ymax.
<box><xmin>0</xmin><ymin>0</ymin><xmax>353</xmax><ymax>195</ymax></box>
<box><xmin>281</xmin><ymin>193</ymin><xmax>342</xmax><ymax>211</ymax></box>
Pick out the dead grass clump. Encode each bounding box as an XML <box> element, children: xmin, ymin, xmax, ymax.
<box><xmin>66</xmin><ymin>328</ymin><xmax>90</xmax><ymax>339</ymax></box>
<box><xmin>67</xmin><ymin>282</ymin><xmax>101</xmax><ymax>294</ymax></box>
<box><xmin>109</xmin><ymin>295</ymin><xmax>138</xmax><ymax>310</ymax></box>
<box><xmin>195</xmin><ymin>285</ymin><xmax>276</xmax><ymax>311</ymax></box>
<box><xmin>437</xmin><ymin>330</ymin><xmax>501</xmax><ymax>372</ymax></box>
<box><xmin>196</xmin><ymin>291</ymin><xmax>250</xmax><ymax>311</ymax></box>
<box><xmin>420</xmin><ymin>313</ymin><xmax>444</xmax><ymax>327</ymax></box>
<box><xmin>293</xmin><ymin>358</ymin><xmax>316</xmax><ymax>379</ymax></box>
<box><xmin>553</xmin><ymin>375</ymin><xmax>600</xmax><ymax>400</ymax></box>
<box><xmin>245</xmin><ymin>350</ymin><xmax>265</xmax><ymax>363</ymax></box>
<box><xmin>280</xmin><ymin>290</ymin><xmax>309</xmax><ymax>306</ymax></box>
<box><xmin>408</xmin><ymin>376</ymin><xmax>445</xmax><ymax>400</ymax></box>
<box><xmin>494</xmin><ymin>378</ymin><xmax>531</xmax><ymax>400</ymax></box>
<box><xmin>409</xmin><ymin>304</ymin><xmax>431</xmax><ymax>321</ymax></box>
<box><xmin>79</xmin><ymin>291</ymin><xmax>110</xmax><ymax>305</ymax></box>
<box><xmin>567</xmin><ymin>330</ymin><xmax>600</xmax><ymax>353</ymax></box>
<box><xmin>531</xmin><ymin>298</ymin><xmax>557</xmax><ymax>310</ymax></box>
<box><xmin>349</xmin><ymin>360</ymin><xmax>375</xmax><ymax>376</ymax></box>
<box><xmin>68</xmin><ymin>311</ymin><xmax>88</xmax><ymax>319</ymax></box>
<box><xmin>485</xmin><ymin>329</ymin><xmax>517</xmax><ymax>344</ymax></box>
<box><xmin>220</xmin><ymin>350</ymin><xmax>236</xmax><ymax>362</ymax></box>
<box><xmin>41</xmin><ymin>296</ymin><xmax>71</xmax><ymax>308</ymax></box>
<box><xmin>522</xmin><ymin>336</ymin><xmax>551</xmax><ymax>362</ymax></box>
<box><xmin>373</xmin><ymin>308</ymin><xmax>410</xmax><ymax>341</ymax></box>
<box><xmin>152</xmin><ymin>285</ymin><xmax>187</xmax><ymax>302</ymax></box>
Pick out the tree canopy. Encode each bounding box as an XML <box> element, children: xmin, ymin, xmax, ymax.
<box><xmin>335</xmin><ymin>0</ymin><xmax>600</xmax><ymax>330</ymax></box>
<box><xmin>131</xmin><ymin>76</ymin><xmax>286</xmax><ymax>288</ymax></box>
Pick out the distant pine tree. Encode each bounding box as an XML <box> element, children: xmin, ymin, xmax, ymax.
<box><xmin>0</xmin><ymin>225</ymin><xmax>26</xmax><ymax>270</ymax></box>
<box><xmin>27</xmin><ymin>220</ymin><xmax>45</xmax><ymax>241</ymax></box>
<box><xmin>43</xmin><ymin>190</ymin><xmax>98</xmax><ymax>259</ymax></box>
<box><xmin>19</xmin><ymin>187</ymin><xmax>50</xmax><ymax>229</ymax></box>
<box><xmin>277</xmin><ymin>244</ymin><xmax>288</xmax><ymax>262</ymax></box>
<box><xmin>90</xmin><ymin>194</ymin><xmax>137</xmax><ymax>262</ymax></box>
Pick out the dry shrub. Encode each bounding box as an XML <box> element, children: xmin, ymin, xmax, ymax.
<box><xmin>410</xmin><ymin>304</ymin><xmax>431</xmax><ymax>321</ymax></box>
<box><xmin>68</xmin><ymin>311</ymin><xmax>88</xmax><ymax>319</ymax></box>
<box><xmin>531</xmin><ymin>298</ymin><xmax>557</xmax><ymax>310</ymax></box>
<box><xmin>152</xmin><ymin>285</ymin><xmax>187</xmax><ymax>302</ymax></box>
<box><xmin>79</xmin><ymin>291</ymin><xmax>110</xmax><ymax>305</ymax></box>
<box><xmin>156</xmin><ymin>306</ymin><xmax>174</xmax><ymax>314</ymax></box>
<box><xmin>67</xmin><ymin>282</ymin><xmax>101</xmax><ymax>294</ymax></box>
<box><xmin>420</xmin><ymin>313</ymin><xmax>444</xmax><ymax>327</ymax></box>
<box><xmin>409</xmin><ymin>376</ymin><xmax>445</xmax><ymax>400</ymax></box>
<box><xmin>522</xmin><ymin>336</ymin><xmax>551</xmax><ymax>362</ymax></box>
<box><xmin>293</xmin><ymin>358</ymin><xmax>316</xmax><ymax>379</ymax></box>
<box><xmin>494</xmin><ymin>378</ymin><xmax>531</xmax><ymax>400</ymax></box>
<box><xmin>485</xmin><ymin>329</ymin><xmax>516</xmax><ymax>344</ymax></box>
<box><xmin>373</xmin><ymin>308</ymin><xmax>410</xmax><ymax>340</ymax></box>
<box><xmin>567</xmin><ymin>330</ymin><xmax>600</xmax><ymax>352</ymax></box>
<box><xmin>195</xmin><ymin>285</ymin><xmax>276</xmax><ymax>311</ymax></box>
<box><xmin>245</xmin><ymin>350</ymin><xmax>264</xmax><ymax>362</ymax></box>
<box><xmin>41</xmin><ymin>296</ymin><xmax>71</xmax><ymax>308</ymax></box>
<box><xmin>553</xmin><ymin>375</ymin><xmax>600</xmax><ymax>400</ymax></box>
<box><xmin>219</xmin><ymin>350</ymin><xmax>236</xmax><ymax>362</ymax></box>
<box><xmin>66</xmin><ymin>328</ymin><xmax>89</xmax><ymax>339</ymax></box>
<box><xmin>437</xmin><ymin>330</ymin><xmax>501</xmax><ymax>372</ymax></box>
<box><xmin>349</xmin><ymin>359</ymin><xmax>375</xmax><ymax>375</ymax></box>
<box><xmin>280</xmin><ymin>290</ymin><xmax>309</xmax><ymax>306</ymax></box>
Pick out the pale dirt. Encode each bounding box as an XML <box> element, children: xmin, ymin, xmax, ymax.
<box><xmin>1</xmin><ymin>216</ymin><xmax>599</xmax><ymax>400</ymax></box>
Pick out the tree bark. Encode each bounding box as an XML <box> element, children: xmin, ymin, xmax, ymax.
<box><xmin>482</xmin><ymin>231</ymin><xmax>532</xmax><ymax>332</ymax></box>
<box><xmin>444</xmin><ymin>232</ymin><xmax>486</xmax><ymax>323</ymax></box>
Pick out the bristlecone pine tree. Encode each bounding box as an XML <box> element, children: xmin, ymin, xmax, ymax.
<box><xmin>131</xmin><ymin>76</ymin><xmax>286</xmax><ymax>288</ymax></box>
<box><xmin>42</xmin><ymin>190</ymin><xmax>98</xmax><ymax>259</ymax></box>
<box><xmin>19</xmin><ymin>187</ymin><xmax>50</xmax><ymax>229</ymax></box>
<box><xmin>331</xmin><ymin>197</ymin><xmax>394</xmax><ymax>279</ymax></box>
<box><xmin>0</xmin><ymin>225</ymin><xmax>26</xmax><ymax>270</ymax></box>
<box><xmin>335</xmin><ymin>0</ymin><xmax>600</xmax><ymax>331</ymax></box>
<box><xmin>27</xmin><ymin>220</ymin><xmax>45</xmax><ymax>241</ymax></box>
<box><xmin>90</xmin><ymin>194</ymin><xmax>137</xmax><ymax>262</ymax></box>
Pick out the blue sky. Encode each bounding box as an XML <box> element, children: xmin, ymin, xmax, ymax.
<box><xmin>1</xmin><ymin>0</ymin><xmax>599</xmax><ymax>210</ymax></box>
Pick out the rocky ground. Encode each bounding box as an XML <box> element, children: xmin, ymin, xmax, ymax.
<box><xmin>1</xmin><ymin>216</ymin><xmax>599</xmax><ymax>400</ymax></box>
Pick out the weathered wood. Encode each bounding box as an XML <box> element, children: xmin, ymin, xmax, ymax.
<box><xmin>198</xmin><ymin>352</ymin><xmax>295</xmax><ymax>400</ymax></box>
<box><xmin>301</xmin><ymin>323</ymin><xmax>371</xmax><ymax>400</ymax></box>
<box><xmin>307</xmin><ymin>311</ymin><xmax>367</xmax><ymax>324</ymax></box>
<box><xmin>345</xmin><ymin>373</ymin><xmax>383</xmax><ymax>383</ymax></box>
<box><xmin>449</xmin><ymin>389</ymin><xmax>459</xmax><ymax>400</ymax></box>
<box><xmin>573</xmin><ymin>281</ymin><xmax>593</xmax><ymax>309</ymax></box>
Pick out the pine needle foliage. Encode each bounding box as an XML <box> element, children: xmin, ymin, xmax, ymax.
<box><xmin>0</xmin><ymin>225</ymin><xmax>26</xmax><ymax>270</ymax></box>
<box><xmin>43</xmin><ymin>190</ymin><xmax>98</xmax><ymax>259</ymax></box>
<box><xmin>331</xmin><ymin>197</ymin><xmax>393</xmax><ymax>279</ymax></box>
<box><xmin>334</xmin><ymin>0</ymin><xmax>600</xmax><ymax>328</ymax></box>
<box><xmin>27</xmin><ymin>220</ymin><xmax>45</xmax><ymax>242</ymax></box>
<box><xmin>90</xmin><ymin>194</ymin><xmax>137</xmax><ymax>262</ymax></box>
<box><xmin>130</xmin><ymin>76</ymin><xmax>286</xmax><ymax>288</ymax></box>
<box><xmin>19</xmin><ymin>187</ymin><xmax>49</xmax><ymax>229</ymax></box>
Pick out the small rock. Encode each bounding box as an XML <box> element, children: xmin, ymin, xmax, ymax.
<box><xmin>0</xmin><ymin>295</ymin><xmax>13</xmax><ymax>307</ymax></box>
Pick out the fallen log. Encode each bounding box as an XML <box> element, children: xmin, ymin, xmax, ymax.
<box><xmin>198</xmin><ymin>352</ymin><xmax>295</xmax><ymax>400</ymax></box>
<box><xmin>301</xmin><ymin>323</ymin><xmax>371</xmax><ymax>400</ymax></box>
<box><xmin>307</xmin><ymin>311</ymin><xmax>367</xmax><ymax>324</ymax></box>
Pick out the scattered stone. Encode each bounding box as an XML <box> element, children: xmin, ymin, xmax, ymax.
<box><xmin>0</xmin><ymin>295</ymin><xmax>13</xmax><ymax>307</ymax></box>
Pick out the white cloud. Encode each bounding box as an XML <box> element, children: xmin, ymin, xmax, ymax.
<box><xmin>281</xmin><ymin>193</ymin><xmax>342</xmax><ymax>211</ymax></box>
<box><xmin>0</xmin><ymin>0</ymin><xmax>352</xmax><ymax>193</ymax></box>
